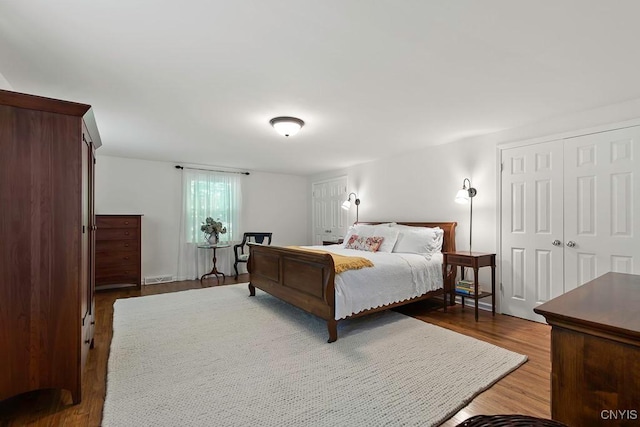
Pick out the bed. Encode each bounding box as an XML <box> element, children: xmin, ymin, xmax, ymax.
<box><xmin>247</xmin><ymin>222</ymin><xmax>457</xmax><ymax>342</ymax></box>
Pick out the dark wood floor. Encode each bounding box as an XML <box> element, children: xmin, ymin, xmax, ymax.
<box><xmin>0</xmin><ymin>275</ymin><xmax>552</xmax><ymax>426</ymax></box>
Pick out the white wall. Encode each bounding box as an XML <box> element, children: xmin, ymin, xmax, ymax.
<box><xmin>309</xmin><ymin>138</ymin><xmax>496</xmax><ymax>254</ymax></box>
<box><xmin>95</xmin><ymin>155</ymin><xmax>309</xmax><ymax>282</ymax></box>
<box><xmin>0</xmin><ymin>71</ymin><xmax>12</xmax><ymax>90</ymax></box>
<box><xmin>311</xmin><ymin>96</ymin><xmax>640</xmax><ymax>251</ymax></box>
<box><xmin>309</xmin><ymin>97</ymin><xmax>640</xmax><ymax>292</ymax></box>
<box><xmin>241</xmin><ymin>171</ymin><xmax>309</xmax><ymax>246</ymax></box>
<box><xmin>95</xmin><ymin>156</ymin><xmax>182</xmax><ymax>282</ymax></box>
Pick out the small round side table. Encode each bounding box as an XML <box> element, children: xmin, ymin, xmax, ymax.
<box><xmin>197</xmin><ymin>243</ymin><xmax>230</xmax><ymax>284</ymax></box>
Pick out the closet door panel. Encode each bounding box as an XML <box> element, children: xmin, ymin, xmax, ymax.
<box><xmin>564</xmin><ymin>127</ymin><xmax>640</xmax><ymax>291</ymax></box>
<box><xmin>500</xmin><ymin>141</ymin><xmax>565</xmax><ymax>321</ymax></box>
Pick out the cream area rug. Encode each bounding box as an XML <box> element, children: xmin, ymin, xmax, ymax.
<box><xmin>103</xmin><ymin>284</ymin><xmax>527</xmax><ymax>427</ymax></box>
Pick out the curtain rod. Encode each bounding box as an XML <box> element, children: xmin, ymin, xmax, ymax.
<box><xmin>175</xmin><ymin>165</ymin><xmax>250</xmax><ymax>175</ymax></box>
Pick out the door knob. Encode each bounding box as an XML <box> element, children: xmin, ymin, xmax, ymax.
<box><xmin>566</xmin><ymin>241</ymin><xmax>576</xmax><ymax>248</ymax></box>
<box><xmin>552</xmin><ymin>240</ymin><xmax>562</xmax><ymax>246</ymax></box>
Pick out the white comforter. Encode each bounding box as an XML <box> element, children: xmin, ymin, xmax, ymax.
<box><xmin>305</xmin><ymin>245</ymin><xmax>444</xmax><ymax>320</ymax></box>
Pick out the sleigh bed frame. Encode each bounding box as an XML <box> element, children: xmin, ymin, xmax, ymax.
<box><xmin>247</xmin><ymin>221</ymin><xmax>457</xmax><ymax>342</ymax></box>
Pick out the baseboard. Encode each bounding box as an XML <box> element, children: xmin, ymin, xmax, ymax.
<box><xmin>455</xmin><ymin>295</ymin><xmax>494</xmax><ymax>312</ymax></box>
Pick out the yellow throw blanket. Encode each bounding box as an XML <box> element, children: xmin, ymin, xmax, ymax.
<box><xmin>289</xmin><ymin>246</ymin><xmax>374</xmax><ymax>273</ymax></box>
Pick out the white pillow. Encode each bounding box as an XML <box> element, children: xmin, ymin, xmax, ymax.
<box><xmin>431</xmin><ymin>228</ymin><xmax>444</xmax><ymax>252</ymax></box>
<box><xmin>391</xmin><ymin>225</ymin><xmax>444</xmax><ymax>254</ymax></box>
<box><xmin>343</xmin><ymin>224</ymin><xmax>399</xmax><ymax>253</ymax></box>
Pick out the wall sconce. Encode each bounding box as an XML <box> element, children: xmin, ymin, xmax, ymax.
<box><xmin>341</xmin><ymin>192</ymin><xmax>360</xmax><ymax>223</ymax></box>
<box><xmin>269</xmin><ymin>116</ymin><xmax>305</xmax><ymax>137</ymax></box>
<box><xmin>455</xmin><ymin>178</ymin><xmax>477</xmax><ymax>251</ymax></box>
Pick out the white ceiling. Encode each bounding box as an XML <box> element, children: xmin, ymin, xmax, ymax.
<box><xmin>2</xmin><ymin>1</ymin><xmax>640</xmax><ymax>175</ymax></box>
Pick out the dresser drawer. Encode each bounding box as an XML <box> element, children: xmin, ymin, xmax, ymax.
<box><xmin>96</xmin><ymin>216</ymin><xmax>140</xmax><ymax>229</ymax></box>
<box><xmin>95</xmin><ymin>265</ymin><xmax>139</xmax><ymax>281</ymax></box>
<box><xmin>96</xmin><ymin>275</ymin><xmax>140</xmax><ymax>286</ymax></box>
<box><xmin>96</xmin><ymin>239</ymin><xmax>139</xmax><ymax>253</ymax></box>
<box><xmin>95</xmin><ymin>254</ymin><xmax>139</xmax><ymax>269</ymax></box>
<box><xmin>96</xmin><ymin>228</ymin><xmax>139</xmax><ymax>241</ymax></box>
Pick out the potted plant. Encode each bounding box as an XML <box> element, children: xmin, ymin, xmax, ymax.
<box><xmin>200</xmin><ymin>217</ymin><xmax>227</xmax><ymax>244</ymax></box>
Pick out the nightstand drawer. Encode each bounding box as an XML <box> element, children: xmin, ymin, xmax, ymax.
<box><xmin>446</xmin><ymin>255</ymin><xmax>474</xmax><ymax>266</ymax></box>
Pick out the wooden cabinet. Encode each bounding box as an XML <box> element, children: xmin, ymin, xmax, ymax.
<box><xmin>95</xmin><ymin>215</ymin><xmax>142</xmax><ymax>290</ymax></box>
<box><xmin>534</xmin><ymin>272</ymin><xmax>640</xmax><ymax>426</ymax></box>
<box><xmin>0</xmin><ymin>89</ymin><xmax>101</xmax><ymax>404</ymax></box>
<box><xmin>442</xmin><ymin>251</ymin><xmax>496</xmax><ymax>321</ymax></box>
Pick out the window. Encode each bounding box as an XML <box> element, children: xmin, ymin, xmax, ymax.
<box><xmin>177</xmin><ymin>168</ymin><xmax>243</xmax><ymax>281</ymax></box>
<box><xmin>182</xmin><ymin>170</ymin><xmax>241</xmax><ymax>244</ymax></box>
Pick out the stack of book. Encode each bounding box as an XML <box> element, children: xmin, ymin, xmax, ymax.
<box><xmin>455</xmin><ymin>279</ymin><xmax>476</xmax><ymax>295</ymax></box>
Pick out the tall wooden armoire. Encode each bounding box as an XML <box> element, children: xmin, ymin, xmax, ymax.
<box><xmin>0</xmin><ymin>89</ymin><xmax>101</xmax><ymax>404</ymax></box>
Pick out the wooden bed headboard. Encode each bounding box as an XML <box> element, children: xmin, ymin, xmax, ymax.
<box><xmin>356</xmin><ymin>222</ymin><xmax>457</xmax><ymax>253</ymax></box>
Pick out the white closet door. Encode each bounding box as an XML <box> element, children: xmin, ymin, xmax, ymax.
<box><xmin>501</xmin><ymin>141</ymin><xmax>565</xmax><ymax>321</ymax></box>
<box><xmin>312</xmin><ymin>177</ymin><xmax>348</xmax><ymax>245</ymax></box>
<box><xmin>564</xmin><ymin>127</ymin><xmax>640</xmax><ymax>290</ymax></box>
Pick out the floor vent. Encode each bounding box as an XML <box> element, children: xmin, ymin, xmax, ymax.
<box><xmin>144</xmin><ymin>275</ymin><xmax>175</xmax><ymax>285</ymax></box>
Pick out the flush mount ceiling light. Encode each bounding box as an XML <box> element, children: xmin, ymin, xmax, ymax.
<box><xmin>269</xmin><ymin>116</ymin><xmax>305</xmax><ymax>137</ymax></box>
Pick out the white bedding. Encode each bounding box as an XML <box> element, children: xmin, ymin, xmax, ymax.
<box><xmin>305</xmin><ymin>245</ymin><xmax>444</xmax><ymax>320</ymax></box>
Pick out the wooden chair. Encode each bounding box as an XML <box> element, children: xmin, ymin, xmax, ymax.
<box><xmin>233</xmin><ymin>232</ymin><xmax>273</xmax><ymax>279</ymax></box>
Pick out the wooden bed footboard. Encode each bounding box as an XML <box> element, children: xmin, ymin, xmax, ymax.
<box><xmin>248</xmin><ymin>221</ymin><xmax>457</xmax><ymax>343</ymax></box>
<box><xmin>247</xmin><ymin>244</ymin><xmax>339</xmax><ymax>341</ymax></box>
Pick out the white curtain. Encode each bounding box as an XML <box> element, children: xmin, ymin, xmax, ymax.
<box><xmin>177</xmin><ymin>169</ymin><xmax>242</xmax><ymax>281</ymax></box>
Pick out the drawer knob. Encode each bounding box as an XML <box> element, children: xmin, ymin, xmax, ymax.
<box><xmin>124</xmin><ymin>221</ymin><xmax>129</xmax><ymax>225</ymax></box>
<box><xmin>124</xmin><ymin>244</ymin><xmax>130</xmax><ymax>247</ymax></box>
<box><xmin>124</xmin><ymin>231</ymin><xmax>130</xmax><ymax>236</ymax></box>
<box><xmin>124</xmin><ymin>256</ymin><xmax>129</xmax><ymax>260</ymax></box>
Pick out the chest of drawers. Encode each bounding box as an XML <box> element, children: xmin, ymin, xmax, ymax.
<box><xmin>95</xmin><ymin>215</ymin><xmax>142</xmax><ymax>290</ymax></box>
<box><xmin>534</xmin><ymin>272</ymin><xmax>640</xmax><ymax>426</ymax></box>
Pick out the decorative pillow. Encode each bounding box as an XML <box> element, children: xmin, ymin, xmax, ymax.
<box><xmin>343</xmin><ymin>224</ymin><xmax>375</xmax><ymax>243</ymax></box>
<box><xmin>345</xmin><ymin>234</ymin><xmax>384</xmax><ymax>252</ymax></box>
<box><xmin>391</xmin><ymin>225</ymin><xmax>444</xmax><ymax>254</ymax></box>
<box><xmin>343</xmin><ymin>224</ymin><xmax>399</xmax><ymax>253</ymax></box>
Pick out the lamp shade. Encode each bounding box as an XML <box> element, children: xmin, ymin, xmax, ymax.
<box><xmin>341</xmin><ymin>200</ymin><xmax>351</xmax><ymax>210</ymax></box>
<box><xmin>270</xmin><ymin>116</ymin><xmax>304</xmax><ymax>137</ymax></box>
<box><xmin>455</xmin><ymin>189</ymin><xmax>470</xmax><ymax>204</ymax></box>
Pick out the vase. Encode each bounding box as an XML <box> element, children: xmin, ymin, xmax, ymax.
<box><xmin>207</xmin><ymin>234</ymin><xmax>219</xmax><ymax>245</ymax></box>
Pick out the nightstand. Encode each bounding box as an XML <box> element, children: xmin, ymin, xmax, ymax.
<box><xmin>442</xmin><ymin>251</ymin><xmax>496</xmax><ymax>321</ymax></box>
<box><xmin>322</xmin><ymin>239</ymin><xmax>344</xmax><ymax>246</ymax></box>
